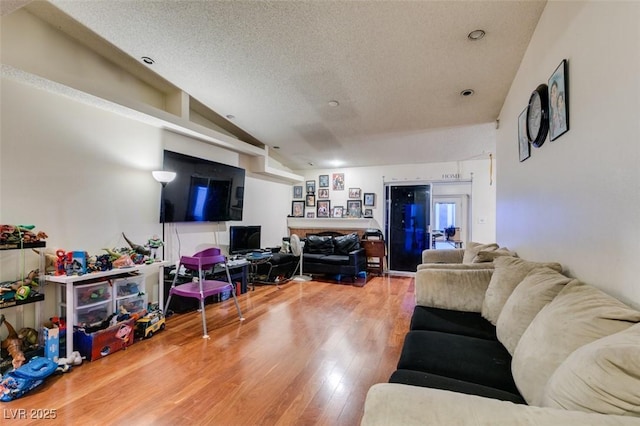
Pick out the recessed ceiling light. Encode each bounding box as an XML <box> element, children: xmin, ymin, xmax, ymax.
<box><xmin>460</xmin><ymin>89</ymin><xmax>475</xmax><ymax>97</ymax></box>
<box><xmin>226</xmin><ymin>114</ymin><xmax>235</xmax><ymax>120</ymax></box>
<box><xmin>273</xmin><ymin>146</ymin><xmax>280</xmax><ymax>149</ymax></box>
<box><xmin>141</xmin><ymin>56</ymin><xmax>155</xmax><ymax>65</ymax></box>
<box><xmin>468</xmin><ymin>30</ymin><xmax>486</xmax><ymax>41</ymax></box>
<box><xmin>328</xmin><ymin>100</ymin><xmax>340</xmax><ymax>107</ymax></box>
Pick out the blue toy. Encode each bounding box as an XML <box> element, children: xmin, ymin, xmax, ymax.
<box><xmin>0</xmin><ymin>357</ymin><xmax>58</xmax><ymax>401</ymax></box>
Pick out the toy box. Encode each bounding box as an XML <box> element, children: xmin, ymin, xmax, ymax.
<box><xmin>41</xmin><ymin>322</ymin><xmax>59</xmax><ymax>361</ymax></box>
<box><xmin>73</xmin><ymin>319</ymin><xmax>135</xmax><ymax>361</ymax></box>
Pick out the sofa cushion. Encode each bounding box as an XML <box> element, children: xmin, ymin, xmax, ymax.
<box><xmin>305</xmin><ymin>235</ymin><xmax>334</xmax><ymax>254</ymax></box>
<box><xmin>316</xmin><ymin>254</ymin><xmax>350</xmax><ymax>266</ymax></box>
<box><xmin>496</xmin><ymin>267</ymin><xmax>575</xmax><ymax>354</ymax></box>
<box><xmin>541</xmin><ymin>323</ymin><xmax>640</xmax><ymax>416</ymax></box>
<box><xmin>462</xmin><ymin>242</ymin><xmax>499</xmax><ymax>264</ymax></box>
<box><xmin>333</xmin><ymin>233</ymin><xmax>360</xmax><ymax>255</ymax></box>
<box><xmin>389</xmin><ymin>369</ymin><xmax>525</xmax><ymax>404</ymax></box>
<box><xmin>397</xmin><ymin>330</ymin><xmax>519</xmax><ymax>394</ymax></box>
<box><xmin>511</xmin><ymin>281</ymin><xmax>640</xmax><ymax>406</ymax></box>
<box><xmin>410</xmin><ymin>305</ymin><xmax>496</xmax><ymax>340</ymax></box>
<box><xmin>481</xmin><ymin>256</ymin><xmax>562</xmax><ymax>325</ymax></box>
<box><xmin>472</xmin><ymin>247</ymin><xmax>517</xmax><ymax>263</ymax></box>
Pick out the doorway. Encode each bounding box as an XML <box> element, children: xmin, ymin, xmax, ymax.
<box><xmin>431</xmin><ymin>194</ymin><xmax>469</xmax><ymax>249</ymax></box>
<box><xmin>384</xmin><ymin>184</ymin><xmax>431</xmax><ymax>272</ymax></box>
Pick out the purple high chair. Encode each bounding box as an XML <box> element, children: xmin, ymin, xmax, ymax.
<box><xmin>164</xmin><ymin>248</ymin><xmax>244</xmax><ymax>338</ymax></box>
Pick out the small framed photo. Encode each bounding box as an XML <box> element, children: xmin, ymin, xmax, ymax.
<box><xmin>347</xmin><ymin>200</ymin><xmax>362</xmax><ymax>218</ymax></box>
<box><xmin>319</xmin><ymin>174</ymin><xmax>329</xmax><ymax>188</ymax></box>
<box><xmin>292</xmin><ymin>201</ymin><xmax>305</xmax><ymax>217</ymax></box>
<box><xmin>364</xmin><ymin>208</ymin><xmax>373</xmax><ymax>217</ymax></box>
<box><xmin>548</xmin><ymin>59</ymin><xmax>569</xmax><ymax>141</ymax></box>
<box><xmin>332</xmin><ymin>206</ymin><xmax>344</xmax><ymax>218</ymax></box>
<box><xmin>317</xmin><ymin>200</ymin><xmax>331</xmax><ymax>218</ymax></box>
<box><xmin>306</xmin><ymin>180</ymin><xmax>316</xmax><ymax>194</ymax></box>
<box><xmin>518</xmin><ymin>107</ymin><xmax>530</xmax><ymax>162</ymax></box>
<box><xmin>318</xmin><ymin>188</ymin><xmax>329</xmax><ymax>199</ymax></box>
<box><xmin>306</xmin><ymin>194</ymin><xmax>316</xmax><ymax>207</ymax></box>
<box><xmin>348</xmin><ymin>188</ymin><xmax>361</xmax><ymax>199</ymax></box>
<box><xmin>332</xmin><ymin>173</ymin><xmax>344</xmax><ymax>190</ymax></box>
<box><xmin>293</xmin><ymin>185</ymin><xmax>303</xmax><ymax>199</ymax></box>
<box><xmin>306</xmin><ymin>212</ymin><xmax>315</xmax><ymax>218</ymax></box>
<box><xmin>364</xmin><ymin>193</ymin><xmax>375</xmax><ymax>206</ymax></box>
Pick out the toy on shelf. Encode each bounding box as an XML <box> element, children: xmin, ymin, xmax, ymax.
<box><xmin>122</xmin><ymin>233</ymin><xmax>151</xmax><ymax>257</ymax></box>
<box><xmin>0</xmin><ymin>315</ymin><xmax>26</xmax><ymax>369</ymax></box>
<box><xmin>146</xmin><ymin>235</ymin><xmax>164</xmax><ymax>260</ymax></box>
<box><xmin>0</xmin><ymin>269</ymin><xmax>39</xmax><ymax>301</ymax></box>
<box><xmin>31</xmin><ymin>249</ymin><xmax>57</xmax><ymax>273</ymax></box>
<box><xmin>0</xmin><ymin>225</ymin><xmax>48</xmax><ymax>246</ymax></box>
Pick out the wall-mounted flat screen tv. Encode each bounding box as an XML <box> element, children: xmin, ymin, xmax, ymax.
<box><xmin>229</xmin><ymin>225</ymin><xmax>261</xmax><ymax>254</ymax></box>
<box><xmin>160</xmin><ymin>150</ymin><xmax>245</xmax><ymax>223</ymax></box>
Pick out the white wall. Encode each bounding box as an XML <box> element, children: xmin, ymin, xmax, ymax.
<box><xmin>496</xmin><ymin>1</ymin><xmax>640</xmax><ymax>307</ymax></box>
<box><xmin>293</xmin><ymin>147</ymin><xmax>497</xmax><ymax>244</ymax></box>
<box><xmin>0</xmin><ymin>77</ymin><xmax>291</xmax><ymax>319</ymax></box>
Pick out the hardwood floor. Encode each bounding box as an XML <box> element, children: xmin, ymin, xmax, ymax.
<box><xmin>3</xmin><ymin>275</ymin><xmax>415</xmax><ymax>425</ymax></box>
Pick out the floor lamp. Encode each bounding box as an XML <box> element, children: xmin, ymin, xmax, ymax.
<box><xmin>152</xmin><ymin>170</ymin><xmax>177</xmax><ymax>261</ymax></box>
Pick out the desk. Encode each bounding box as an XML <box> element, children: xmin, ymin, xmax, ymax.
<box><xmin>45</xmin><ymin>261</ymin><xmax>169</xmax><ymax>359</ymax></box>
<box><xmin>243</xmin><ymin>252</ymin><xmax>273</xmax><ymax>289</ymax></box>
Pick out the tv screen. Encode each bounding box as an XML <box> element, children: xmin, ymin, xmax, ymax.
<box><xmin>229</xmin><ymin>226</ymin><xmax>261</xmax><ymax>254</ymax></box>
<box><xmin>160</xmin><ymin>150</ymin><xmax>245</xmax><ymax>223</ymax></box>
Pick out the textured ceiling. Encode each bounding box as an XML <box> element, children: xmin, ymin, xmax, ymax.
<box><xmin>18</xmin><ymin>1</ymin><xmax>546</xmax><ymax>170</ymax></box>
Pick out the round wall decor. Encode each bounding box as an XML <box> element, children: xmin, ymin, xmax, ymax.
<box><xmin>526</xmin><ymin>84</ymin><xmax>549</xmax><ymax>148</ymax></box>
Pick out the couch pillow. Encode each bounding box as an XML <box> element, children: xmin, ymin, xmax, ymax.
<box><xmin>472</xmin><ymin>247</ymin><xmax>517</xmax><ymax>263</ymax></box>
<box><xmin>481</xmin><ymin>256</ymin><xmax>562</xmax><ymax>325</ymax></box>
<box><xmin>541</xmin><ymin>323</ymin><xmax>640</xmax><ymax>416</ymax></box>
<box><xmin>462</xmin><ymin>242</ymin><xmax>499</xmax><ymax>264</ymax></box>
<box><xmin>305</xmin><ymin>235</ymin><xmax>334</xmax><ymax>255</ymax></box>
<box><xmin>511</xmin><ymin>281</ymin><xmax>640</xmax><ymax>406</ymax></box>
<box><xmin>333</xmin><ymin>233</ymin><xmax>360</xmax><ymax>255</ymax></box>
<box><xmin>496</xmin><ymin>267</ymin><xmax>575</xmax><ymax>355</ymax></box>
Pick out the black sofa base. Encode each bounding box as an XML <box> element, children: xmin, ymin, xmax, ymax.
<box><xmin>390</xmin><ymin>305</ymin><xmax>524</xmax><ymax>404</ymax></box>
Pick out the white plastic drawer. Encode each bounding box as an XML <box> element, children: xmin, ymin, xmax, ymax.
<box><xmin>76</xmin><ymin>301</ymin><xmax>111</xmax><ymax>327</ymax></box>
<box><xmin>75</xmin><ymin>281</ymin><xmax>111</xmax><ymax>308</ymax></box>
<box><xmin>116</xmin><ymin>294</ymin><xmax>146</xmax><ymax>316</ymax></box>
<box><xmin>114</xmin><ymin>276</ymin><xmax>144</xmax><ymax>298</ymax></box>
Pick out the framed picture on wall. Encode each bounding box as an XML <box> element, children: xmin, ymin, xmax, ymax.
<box><xmin>318</xmin><ymin>188</ymin><xmax>329</xmax><ymax>199</ymax></box>
<box><xmin>293</xmin><ymin>185</ymin><xmax>303</xmax><ymax>199</ymax></box>
<box><xmin>306</xmin><ymin>194</ymin><xmax>316</xmax><ymax>207</ymax></box>
<box><xmin>364</xmin><ymin>208</ymin><xmax>373</xmax><ymax>217</ymax></box>
<box><xmin>364</xmin><ymin>193</ymin><xmax>375</xmax><ymax>206</ymax></box>
<box><xmin>317</xmin><ymin>200</ymin><xmax>331</xmax><ymax>218</ymax></box>
<box><xmin>548</xmin><ymin>59</ymin><xmax>569</xmax><ymax>141</ymax></box>
<box><xmin>306</xmin><ymin>180</ymin><xmax>316</xmax><ymax>194</ymax></box>
<box><xmin>306</xmin><ymin>212</ymin><xmax>315</xmax><ymax>218</ymax></box>
<box><xmin>347</xmin><ymin>200</ymin><xmax>362</xmax><ymax>218</ymax></box>
<box><xmin>332</xmin><ymin>206</ymin><xmax>344</xmax><ymax>218</ymax></box>
<box><xmin>319</xmin><ymin>174</ymin><xmax>329</xmax><ymax>188</ymax></box>
<box><xmin>332</xmin><ymin>173</ymin><xmax>344</xmax><ymax>190</ymax></box>
<box><xmin>518</xmin><ymin>107</ymin><xmax>530</xmax><ymax>162</ymax></box>
<box><xmin>348</xmin><ymin>188</ymin><xmax>361</xmax><ymax>199</ymax></box>
<box><xmin>292</xmin><ymin>201</ymin><xmax>305</xmax><ymax>217</ymax></box>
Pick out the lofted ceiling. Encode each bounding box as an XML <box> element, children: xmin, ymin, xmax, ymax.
<box><xmin>4</xmin><ymin>0</ymin><xmax>546</xmax><ymax>171</ymax></box>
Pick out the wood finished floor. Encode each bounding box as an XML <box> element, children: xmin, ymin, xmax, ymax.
<box><xmin>4</xmin><ymin>275</ymin><xmax>414</xmax><ymax>425</ymax></box>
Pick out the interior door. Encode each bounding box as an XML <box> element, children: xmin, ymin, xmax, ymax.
<box><xmin>385</xmin><ymin>184</ymin><xmax>431</xmax><ymax>272</ymax></box>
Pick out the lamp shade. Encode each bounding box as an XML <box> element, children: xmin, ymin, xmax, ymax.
<box><xmin>152</xmin><ymin>170</ymin><xmax>176</xmax><ymax>184</ymax></box>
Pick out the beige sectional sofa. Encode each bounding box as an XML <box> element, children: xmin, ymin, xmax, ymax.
<box><xmin>361</xmin><ymin>243</ymin><xmax>640</xmax><ymax>425</ymax></box>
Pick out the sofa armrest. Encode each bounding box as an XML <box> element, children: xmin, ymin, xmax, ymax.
<box><xmin>422</xmin><ymin>248</ymin><xmax>464</xmax><ymax>264</ymax></box>
<box><xmin>415</xmin><ymin>267</ymin><xmax>493</xmax><ymax>312</ymax></box>
<box><xmin>362</xmin><ymin>384</ymin><xmax>638</xmax><ymax>426</ymax></box>
<box><xmin>348</xmin><ymin>247</ymin><xmax>367</xmax><ymax>266</ymax></box>
<box><xmin>417</xmin><ymin>263</ymin><xmax>495</xmax><ymax>271</ymax></box>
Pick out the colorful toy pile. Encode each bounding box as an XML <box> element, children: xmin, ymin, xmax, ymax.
<box><xmin>0</xmin><ymin>225</ymin><xmax>48</xmax><ymax>246</ymax></box>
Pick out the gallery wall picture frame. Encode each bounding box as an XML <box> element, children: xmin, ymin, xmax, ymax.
<box><xmin>292</xmin><ymin>201</ymin><xmax>305</xmax><ymax>217</ymax></box>
<box><xmin>306</xmin><ymin>180</ymin><xmax>316</xmax><ymax>194</ymax></box>
<box><xmin>518</xmin><ymin>107</ymin><xmax>531</xmax><ymax>162</ymax></box>
<box><xmin>347</xmin><ymin>200</ymin><xmax>362</xmax><ymax>218</ymax></box>
<box><xmin>332</xmin><ymin>206</ymin><xmax>344</xmax><ymax>218</ymax></box>
<box><xmin>319</xmin><ymin>174</ymin><xmax>329</xmax><ymax>188</ymax></box>
<box><xmin>364</xmin><ymin>193</ymin><xmax>375</xmax><ymax>206</ymax></box>
<box><xmin>317</xmin><ymin>200</ymin><xmax>331</xmax><ymax>218</ymax></box>
<box><xmin>306</xmin><ymin>212</ymin><xmax>315</xmax><ymax>218</ymax></box>
<box><xmin>293</xmin><ymin>185</ymin><xmax>303</xmax><ymax>199</ymax></box>
<box><xmin>364</xmin><ymin>208</ymin><xmax>373</xmax><ymax>217</ymax></box>
<box><xmin>332</xmin><ymin>173</ymin><xmax>345</xmax><ymax>190</ymax></box>
<box><xmin>548</xmin><ymin>59</ymin><xmax>569</xmax><ymax>141</ymax></box>
<box><xmin>306</xmin><ymin>194</ymin><xmax>316</xmax><ymax>207</ymax></box>
<box><xmin>318</xmin><ymin>188</ymin><xmax>329</xmax><ymax>199</ymax></box>
<box><xmin>348</xmin><ymin>187</ymin><xmax>361</xmax><ymax>199</ymax></box>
